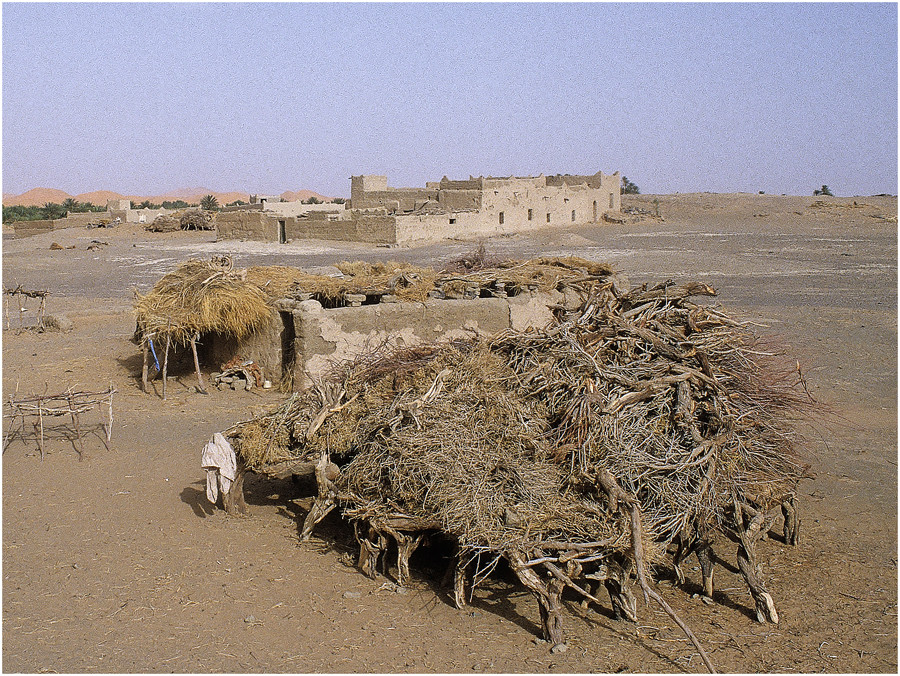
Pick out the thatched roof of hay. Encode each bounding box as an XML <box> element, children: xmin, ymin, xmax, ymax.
<box><xmin>134</xmin><ymin>257</ymin><xmax>272</xmax><ymax>345</ymax></box>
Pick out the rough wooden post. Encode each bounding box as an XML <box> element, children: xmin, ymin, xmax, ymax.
<box><xmin>36</xmin><ymin>405</ymin><xmax>45</xmax><ymax>461</ymax></box>
<box><xmin>356</xmin><ymin>523</ymin><xmax>385</xmax><ymax>579</ymax></box>
<box><xmin>782</xmin><ymin>496</ymin><xmax>800</xmax><ymax>546</ymax></box>
<box><xmin>161</xmin><ymin>334</ymin><xmax>171</xmax><ymax>400</ymax></box>
<box><xmin>190</xmin><ymin>334</ymin><xmax>207</xmax><ymax>394</ymax></box>
<box><xmin>67</xmin><ymin>393</ymin><xmax>85</xmax><ymax>459</ymax></box>
<box><xmin>141</xmin><ymin>337</ymin><xmax>150</xmax><ymax>393</ymax></box>
<box><xmin>453</xmin><ymin>554</ymin><xmax>470</xmax><ymax>609</ymax></box>
<box><xmin>223</xmin><ymin>455</ymin><xmax>249</xmax><ymax>515</ymax></box>
<box><xmin>545</xmin><ymin>576</ymin><xmax>566</xmax><ymax>647</ymax></box>
<box><xmin>508</xmin><ymin>550</ymin><xmax>566</xmax><ymax>647</ymax></box>
<box><xmin>695</xmin><ymin>541</ymin><xmax>716</xmax><ymax>599</ymax></box>
<box><xmin>395</xmin><ymin>532</ymin><xmax>423</xmax><ymax>587</ymax></box>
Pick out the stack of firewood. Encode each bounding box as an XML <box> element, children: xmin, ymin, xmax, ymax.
<box><xmin>223</xmin><ymin>265</ymin><xmax>813</xmax><ymax>672</ymax></box>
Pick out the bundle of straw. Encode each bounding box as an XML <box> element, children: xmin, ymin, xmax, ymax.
<box><xmin>134</xmin><ymin>257</ymin><xmax>272</xmax><ymax>346</ymax></box>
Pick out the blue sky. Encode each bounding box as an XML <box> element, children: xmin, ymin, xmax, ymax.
<box><xmin>2</xmin><ymin>2</ymin><xmax>897</xmax><ymax>197</ymax></box>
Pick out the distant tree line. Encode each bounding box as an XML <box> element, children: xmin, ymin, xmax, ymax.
<box><xmin>3</xmin><ymin>200</ymin><xmax>104</xmax><ymax>223</ymax></box>
<box><xmin>5</xmin><ymin>193</ymin><xmax>348</xmax><ymax>223</ymax></box>
<box><xmin>2</xmin><ymin>198</ymin><xmax>207</xmax><ymax>223</ymax></box>
<box><xmin>129</xmin><ymin>199</ymin><xmax>199</xmax><ymax>210</ymax></box>
<box><xmin>304</xmin><ymin>196</ymin><xmax>347</xmax><ymax>204</ymax></box>
<box><xmin>621</xmin><ymin>176</ymin><xmax>640</xmax><ymax>195</ymax></box>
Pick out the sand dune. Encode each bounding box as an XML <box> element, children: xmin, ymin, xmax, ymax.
<box><xmin>4</xmin><ymin>187</ymin><xmax>72</xmax><ymax>207</ymax></box>
<box><xmin>280</xmin><ymin>189</ymin><xmax>333</xmax><ymax>202</ymax></box>
<box><xmin>4</xmin><ymin>187</ymin><xmax>334</xmax><ymax>207</ymax></box>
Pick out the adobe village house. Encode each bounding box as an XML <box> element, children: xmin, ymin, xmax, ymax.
<box><xmin>216</xmin><ymin>171</ymin><xmax>622</xmax><ymax>245</ymax></box>
<box><xmin>134</xmin><ymin>171</ymin><xmax>623</xmax><ymax>394</ymax></box>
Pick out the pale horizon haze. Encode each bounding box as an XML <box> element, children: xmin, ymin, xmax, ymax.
<box><xmin>2</xmin><ymin>2</ymin><xmax>897</xmax><ymax>198</ymax></box>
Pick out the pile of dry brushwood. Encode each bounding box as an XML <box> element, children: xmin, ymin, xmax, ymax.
<box><xmin>145</xmin><ymin>210</ymin><xmax>214</xmax><ymax>232</ymax></box>
<box><xmin>145</xmin><ymin>214</ymin><xmax>180</xmax><ymax>232</ymax></box>
<box><xmin>180</xmin><ymin>209</ymin><xmax>214</xmax><ymax>230</ymax></box>
<box><xmin>223</xmin><ymin>261</ymin><xmax>811</xmax><ymax>670</ymax></box>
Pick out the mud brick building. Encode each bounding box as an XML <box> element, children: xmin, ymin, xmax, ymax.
<box><xmin>216</xmin><ymin>171</ymin><xmax>621</xmax><ymax>245</ymax></box>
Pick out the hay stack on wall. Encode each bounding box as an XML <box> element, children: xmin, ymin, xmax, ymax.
<box><xmin>180</xmin><ymin>209</ymin><xmax>214</xmax><ymax>231</ymax></box>
<box><xmin>145</xmin><ymin>214</ymin><xmax>179</xmax><ymax>232</ymax></box>
<box><xmin>244</xmin><ymin>255</ymin><xmax>615</xmax><ymax>306</ymax></box>
<box><xmin>134</xmin><ymin>257</ymin><xmax>273</xmax><ymax>347</ymax></box>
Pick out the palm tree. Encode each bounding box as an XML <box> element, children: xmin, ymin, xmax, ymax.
<box><xmin>42</xmin><ymin>202</ymin><xmax>66</xmax><ymax>220</ymax></box>
<box><xmin>61</xmin><ymin>197</ymin><xmax>78</xmax><ymax>214</ymax></box>
<box><xmin>621</xmin><ymin>176</ymin><xmax>640</xmax><ymax>195</ymax></box>
<box><xmin>200</xmin><ymin>194</ymin><xmax>219</xmax><ymax>211</ymax></box>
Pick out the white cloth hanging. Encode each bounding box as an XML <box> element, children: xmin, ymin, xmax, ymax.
<box><xmin>201</xmin><ymin>432</ymin><xmax>237</xmax><ymax>505</ymax></box>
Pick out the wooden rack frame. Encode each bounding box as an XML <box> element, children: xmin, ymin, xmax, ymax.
<box><xmin>3</xmin><ymin>386</ymin><xmax>116</xmax><ymax>459</ymax></box>
<box><xmin>4</xmin><ymin>285</ymin><xmax>49</xmax><ymax>332</ymax></box>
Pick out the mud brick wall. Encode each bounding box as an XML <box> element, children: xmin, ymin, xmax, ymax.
<box><xmin>215</xmin><ymin>210</ymin><xmax>277</xmax><ymax>241</ymax></box>
<box><xmin>284</xmin><ymin>291</ymin><xmax>564</xmax><ymax>390</ymax></box>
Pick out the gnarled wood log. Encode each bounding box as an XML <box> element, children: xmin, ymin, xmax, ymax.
<box><xmin>355</xmin><ymin>522</ymin><xmax>386</xmax><ymax>579</ymax></box>
<box><xmin>223</xmin><ymin>455</ymin><xmax>249</xmax><ymax>516</ymax></box>
<box><xmin>781</xmin><ymin>495</ymin><xmax>800</xmax><ymax>546</ymax></box>
<box><xmin>508</xmin><ymin>550</ymin><xmax>565</xmax><ymax>647</ymax></box>
<box><xmin>299</xmin><ymin>453</ymin><xmax>340</xmax><ymax>541</ymax></box>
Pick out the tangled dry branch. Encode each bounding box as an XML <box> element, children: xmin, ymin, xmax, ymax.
<box><xmin>221</xmin><ymin>264</ymin><xmax>813</xmax><ymax>671</ymax></box>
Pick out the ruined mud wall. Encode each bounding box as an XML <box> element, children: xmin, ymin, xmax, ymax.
<box><xmin>393</xmin><ymin>211</ymin><xmax>481</xmax><ymax>243</ymax></box>
<box><xmin>11</xmin><ymin>219</ymin><xmax>67</xmax><ymax>238</ymax></box>
<box><xmin>280</xmin><ymin>291</ymin><xmax>564</xmax><ymax>390</ymax></box>
<box><xmin>207</xmin><ymin>289</ymin><xmax>586</xmax><ymax>390</ymax></box>
<box><xmin>216</xmin><ymin>210</ymin><xmax>276</xmax><ymax>241</ymax></box>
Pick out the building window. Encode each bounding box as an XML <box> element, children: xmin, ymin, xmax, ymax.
<box><xmin>609</xmin><ymin>194</ymin><xmax>615</xmax><ymax>209</ymax></box>
<box><xmin>546</xmin><ymin>213</ymin><xmax>551</xmax><ymax>223</ymax></box>
<box><xmin>278</xmin><ymin>220</ymin><xmax>286</xmax><ymax>244</ymax></box>
<box><xmin>449</xmin><ymin>218</ymin><xmax>456</xmax><ymax>224</ymax></box>
<box><xmin>527</xmin><ymin>209</ymin><xmax>533</xmax><ymax>221</ymax></box>
<box><xmin>499</xmin><ymin>212</ymin><xmax>505</xmax><ymax>225</ymax></box>
<box><xmin>572</xmin><ymin>210</ymin><xmax>576</xmax><ymax>222</ymax></box>
<box><xmin>564</xmin><ymin>198</ymin><xmax>569</xmax><ymax>203</ymax></box>
<box><xmin>593</xmin><ymin>201</ymin><xmax>598</xmax><ymax>220</ymax></box>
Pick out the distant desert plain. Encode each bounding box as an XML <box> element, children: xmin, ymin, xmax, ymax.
<box><xmin>2</xmin><ymin>191</ymin><xmax>897</xmax><ymax>673</ymax></box>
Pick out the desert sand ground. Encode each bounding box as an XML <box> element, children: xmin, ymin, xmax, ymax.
<box><xmin>2</xmin><ymin>193</ymin><xmax>897</xmax><ymax>673</ymax></box>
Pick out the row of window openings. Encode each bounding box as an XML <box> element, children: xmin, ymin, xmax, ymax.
<box><xmin>500</xmin><ymin>208</ymin><xmax>582</xmax><ymax>225</ymax></box>
<box><xmin>499</xmin><ymin>199</ymin><xmax>607</xmax><ymax>225</ymax></box>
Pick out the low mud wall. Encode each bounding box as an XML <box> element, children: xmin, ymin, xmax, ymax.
<box><xmin>234</xmin><ymin>291</ymin><xmax>564</xmax><ymax>390</ymax></box>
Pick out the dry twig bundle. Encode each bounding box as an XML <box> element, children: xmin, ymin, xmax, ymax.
<box><xmin>179</xmin><ymin>209</ymin><xmax>214</xmax><ymax>230</ymax></box>
<box><xmin>144</xmin><ymin>214</ymin><xmax>179</xmax><ymax>232</ymax></box>
<box><xmin>223</xmin><ymin>267</ymin><xmax>812</xmax><ymax>670</ymax></box>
